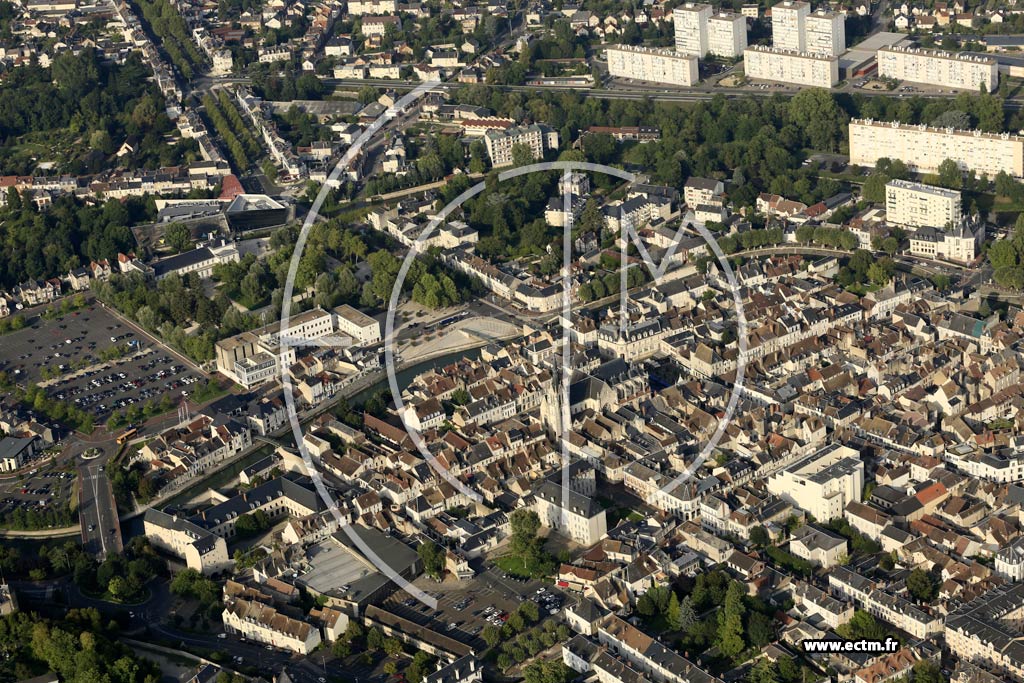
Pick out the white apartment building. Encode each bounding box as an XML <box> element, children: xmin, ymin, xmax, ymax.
<box><xmin>885</xmin><ymin>179</ymin><xmax>962</xmax><ymax>228</ymax></box>
<box><xmin>346</xmin><ymin>0</ymin><xmax>397</xmax><ymax>14</ymax></box>
<box><xmin>674</xmin><ymin>2</ymin><xmax>712</xmax><ymax>57</ymax></box>
<box><xmin>483</xmin><ymin>123</ymin><xmax>559</xmax><ymax>167</ymax></box>
<box><xmin>223</xmin><ymin>597</ymin><xmax>322</xmax><ymax>654</ymax></box>
<box><xmin>708</xmin><ymin>12</ymin><xmax>748</xmax><ymax>58</ymax></box>
<box><xmin>333</xmin><ymin>304</ymin><xmax>382</xmax><ymax>345</ymax></box>
<box><xmin>878</xmin><ymin>47</ymin><xmax>998</xmax><ymax>92</ymax></box>
<box><xmin>766</xmin><ymin>443</ymin><xmax>863</xmax><ymax>521</ymax></box>
<box><xmin>849</xmin><ymin>119</ymin><xmax>1024</xmax><ymax>177</ymax></box>
<box><xmin>804</xmin><ymin>10</ymin><xmax>845</xmax><ymax>56</ymax></box>
<box><xmin>532</xmin><ymin>479</ymin><xmax>607</xmax><ymax>546</ymax></box>
<box><xmin>606</xmin><ymin>45</ymin><xmax>699</xmax><ymax>86</ymax></box>
<box><xmin>743</xmin><ymin>46</ymin><xmax>839</xmax><ymax>87</ymax></box>
<box><xmin>772</xmin><ymin>0</ymin><xmax>810</xmax><ymax>51</ymax></box>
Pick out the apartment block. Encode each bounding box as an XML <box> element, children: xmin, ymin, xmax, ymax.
<box><xmin>849</xmin><ymin>119</ymin><xmax>1024</xmax><ymax>177</ymax></box>
<box><xmin>333</xmin><ymin>303</ymin><xmax>382</xmax><ymax>345</ymax></box>
<box><xmin>743</xmin><ymin>46</ymin><xmax>839</xmax><ymax>87</ymax></box>
<box><xmin>945</xmin><ymin>583</ymin><xmax>1024</xmax><ymax>681</ymax></box>
<box><xmin>878</xmin><ymin>46</ymin><xmax>998</xmax><ymax>92</ymax></box>
<box><xmin>771</xmin><ymin>0</ymin><xmax>810</xmax><ymax>51</ymax></box>
<box><xmin>885</xmin><ymin>179</ymin><xmax>962</xmax><ymax>228</ymax></box>
<box><xmin>674</xmin><ymin>2</ymin><xmax>713</xmax><ymax>57</ymax></box>
<box><xmin>222</xmin><ymin>597</ymin><xmax>322</xmax><ymax>654</ymax></box>
<box><xmin>708</xmin><ymin>12</ymin><xmax>748</xmax><ymax>58</ymax></box>
<box><xmin>766</xmin><ymin>443</ymin><xmax>863</xmax><ymax>521</ymax></box>
<box><xmin>606</xmin><ymin>45</ymin><xmax>699</xmax><ymax>86</ymax></box>
<box><xmin>483</xmin><ymin>123</ymin><xmax>559</xmax><ymax>167</ymax></box>
<box><xmin>804</xmin><ymin>9</ymin><xmax>845</xmax><ymax>56</ymax></box>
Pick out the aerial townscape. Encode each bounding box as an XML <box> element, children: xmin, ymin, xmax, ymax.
<box><xmin>14</xmin><ymin>0</ymin><xmax>1024</xmax><ymax>682</ymax></box>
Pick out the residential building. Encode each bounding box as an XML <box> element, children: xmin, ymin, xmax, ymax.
<box><xmin>483</xmin><ymin>124</ymin><xmax>559</xmax><ymax>167</ymax></box>
<box><xmin>946</xmin><ymin>583</ymin><xmax>1024</xmax><ymax>681</ymax></box>
<box><xmin>804</xmin><ymin>10</ymin><xmax>845</xmax><ymax>56</ymax></box>
<box><xmin>885</xmin><ymin>179</ymin><xmax>962</xmax><ymax>229</ymax></box>
<box><xmin>606</xmin><ymin>45</ymin><xmax>699</xmax><ymax>87</ymax></box>
<box><xmin>743</xmin><ymin>46</ymin><xmax>839</xmax><ymax>87</ymax></box>
<box><xmin>789</xmin><ymin>524</ymin><xmax>848</xmax><ymax>567</ymax></box>
<box><xmin>707</xmin><ymin>12</ymin><xmax>747</xmax><ymax>58</ymax></box>
<box><xmin>222</xmin><ymin>597</ymin><xmax>322</xmax><ymax>653</ymax></box>
<box><xmin>346</xmin><ymin>0</ymin><xmax>397</xmax><ymax>14</ymax></box>
<box><xmin>674</xmin><ymin>3</ymin><xmax>713</xmax><ymax>57</ymax></box>
<box><xmin>849</xmin><ymin>119</ymin><xmax>1024</xmax><ymax>177</ymax></box>
<box><xmin>878</xmin><ymin>46</ymin><xmax>998</xmax><ymax>92</ymax></box>
<box><xmin>772</xmin><ymin>0</ymin><xmax>810</xmax><ymax>52</ymax></box>
<box><xmin>684</xmin><ymin>177</ymin><xmax>724</xmax><ymax>208</ymax></box>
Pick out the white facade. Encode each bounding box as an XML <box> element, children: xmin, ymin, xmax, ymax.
<box><xmin>885</xmin><ymin>179</ymin><xmax>962</xmax><ymax>228</ymax></box>
<box><xmin>673</xmin><ymin>3</ymin><xmax>712</xmax><ymax>57</ymax></box>
<box><xmin>850</xmin><ymin>119</ymin><xmax>1024</xmax><ymax>177</ymax></box>
<box><xmin>346</xmin><ymin>0</ymin><xmax>397</xmax><ymax>14</ymax></box>
<box><xmin>483</xmin><ymin>124</ymin><xmax>559</xmax><ymax>167</ymax></box>
<box><xmin>708</xmin><ymin>12</ymin><xmax>748</xmax><ymax>58</ymax></box>
<box><xmin>766</xmin><ymin>444</ymin><xmax>864</xmax><ymax>521</ymax></box>
<box><xmin>772</xmin><ymin>0</ymin><xmax>810</xmax><ymax>51</ymax></box>
<box><xmin>333</xmin><ymin>304</ymin><xmax>382</xmax><ymax>345</ymax></box>
<box><xmin>743</xmin><ymin>46</ymin><xmax>839</xmax><ymax>87</ymax></box>
<box><xmin>606</xmin><ymin>45</ymin><xmax>699</xmax><ymax>86</ymax></box>
<box><xmin>878</xmin><ymin>47</ymin><xmax>998</xmax><ymax>92</ymax></box>
<box><xmin>804</xmin><ymin>10</ymin><xmax>845</xmax><ymax>56</ymax></box>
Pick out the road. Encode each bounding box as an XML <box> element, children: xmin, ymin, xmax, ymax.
<box><xmin>78</xmin><ymin>461</ymin><xmax>123</xmax><ymax>558</ymax></box>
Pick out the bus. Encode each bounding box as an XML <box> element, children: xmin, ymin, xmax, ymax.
<box><xmin>116</xmin><ymin>428</ymin><xmax>138</xmax><ymax>445</ymax></box>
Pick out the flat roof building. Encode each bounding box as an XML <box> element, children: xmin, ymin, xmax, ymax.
<box><xmin>708</xmin><ymin>12</ymin><xmax>748</xmax><ymax>59</ymax></box>
<box><xmin>885</xmin><ymin>179</ymin><xmax>962</xmax><ymax>229</ymax></box>
<box><xmin>878</xmin><ymin>46</ymin><xmax>998</xmax><ymax>92</ymax></box>
<box><xmin>850</xmin><ymin>118</ymin><xmax>1024</xmax><ymax>177</ymax></box>
<box><xmin>743</xmin><ymin>45</ymin><xmax>839</xmax><ymax>87</ymax></box>
<box><xmin>674</xmin><ymin>2</ymin><xmax>713</xmax><ymax>57</ymax></box>
<box><xmin>606</xmin><ymin>45</ymin><xmax>699</xmax><ymax>87</ymax></box>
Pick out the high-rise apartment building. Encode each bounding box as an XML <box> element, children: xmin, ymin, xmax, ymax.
<box><xmin>885</xmin><ymin>179</ymin><xmax>962</xmax><ymax>229</ymax></box>
<box><xmin>771</xmin><ymin>0</ymin><xmax>810</xmax><ymax>52</ymax></box>
<box><xmin>849</xmin><ymin>119</ymin><xmax>1024</xmax><ymax>177</ymax></box>
<box><xmin>606</xmin><ymin>45</ymin><xmax>699</xmax><ymax>86</ymax></box>
<box><xmin>483</xmin><ymin>123</ymin><xmax>559</xmax><ymax>167</ymax></box>
<box><xmin>743</xmin><ymin>46</ymin><xmax>839</xmax><ymax>87</ymax></box>
<box><xmin>674</xmin><ymin>3</ymin><xmax>713</xmax><ymax>57</ymax></box>
<box><xmin>804</xmin><ymin>9</ymin><xmax>845</xmax><ymax>56</ymax></box>
<box><xmin>877</xmin><ymin>46</ymin><xmax>998</xmax><ymax>92</ymax></box>
<box><xmin>708</xmin><ymin>12</ymin><xmax>748</xmax><ymax>58</ymax></box>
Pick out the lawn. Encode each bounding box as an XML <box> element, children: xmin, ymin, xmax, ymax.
<box><xmin>495</xmin><ymin>555</ymin><xmax>533</xmax><ymax>578</ymax></box>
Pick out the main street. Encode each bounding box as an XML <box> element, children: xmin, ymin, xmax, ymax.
<box><xmin>78</xmin><ymin>461</ymin><xmax>123</xmax><ymax>558</ymax></box>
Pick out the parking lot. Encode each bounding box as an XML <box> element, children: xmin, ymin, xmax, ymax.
<box><xmin>381</xmin><ymin>568</ymin><xmax>567</xmax><ymax>650</ymax></box>
<box><xmin>52</xmin><ymin>348</ymin><xmax>202</xmax><ymax>421</ymax></box>
<box><xmin>0</xmin><ymin>302</ymin><xmax>204</xmax><ymax>421</ymax></box>
<box><xmin>0</xmin><ymin>304</ymin><xmax>126</xmax><ymax>384</ymax></box>
<box><xmin>0</xmin><ymin>465</ymin><xmax>76</xmax><ymax>525</ymax></box>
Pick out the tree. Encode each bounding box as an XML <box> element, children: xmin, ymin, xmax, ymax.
<box><xmin>750</xmin><ymin>526</ymin><xmax>770</xmax><ymax>548</ymax></box>
<box><xmin>907</xmin><ymin>568</ymin><xmax>938</xmax><ymax>603</ymax></box>
<box><xmin>677</xmin><ymin>595</ymin><xmax>698</xmax><ymax>633</ymax></box>
<box><xmin>417</xmin><ymin>540</ymin><xmax>445</xmax><ymax>579</ymax></box>
<box><xmin>666</xmin><ymin>591</ymin><xmax>683</xmax><ymax>631</ymax></box>
<box><xmin>482</xmin><ymin>624</ymin><xmax>502</xmax><ymax>647</ymax></box>
<box><xmin>936</xmin><ymin>158</ymin><xmax>963</xmax><ymax>189</ymax></box>
<box><xmin>164</xmin><ymin>223</ymin><xmax>193</xmax><ymax>253</ymax></box>
<box><xmin>716</xmin><ymin>582</ymin><xmax>747</xmax><ymax>658</ymax></box>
